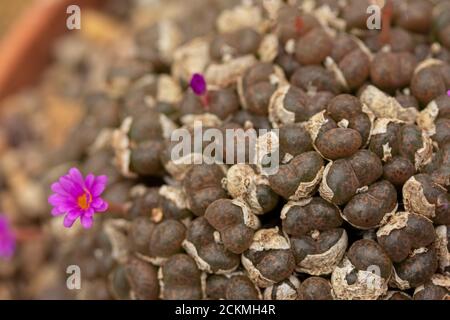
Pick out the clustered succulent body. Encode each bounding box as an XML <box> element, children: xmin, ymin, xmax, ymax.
<box><xmin>1</xmin><ymin>0</ymin><xmax>450</xmax><ymax>300</ymax></box>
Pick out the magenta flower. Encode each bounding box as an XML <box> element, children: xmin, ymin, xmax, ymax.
<box><xmin>48</xmin><ymin>168</ymin><xmax>108</xmax><ymax>229</ymax></box>
<box><xmin>190</xmin><ymin>73</ymin><xmax>207</xmax><ymax>96</ymax></box>
<box><xmin>447</xmin><ymin>90</ymin><xmax>450</xmax><ymax>97</ymax></box>
<box><xmin>0</xmin><ymin>215</ymin><xmax>16</xmax><ymax>260</ymax></box>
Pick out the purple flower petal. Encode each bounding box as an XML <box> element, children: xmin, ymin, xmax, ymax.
<box><xmin>92</xmin><ymin>198</ymin><xmax>108</xmax><ymax>212</ymax></box>
<box><xmin>51</xmin><ymin>182</ymin><xmax>69</xmax><ymax>196</ymax></box>
<box><xmin>48</xmin><ymin>195</ymin><xmax>76</xmax><ymax>212</ymax></box>
<box><xmin>91</xmin><ymin>175</ymin><xmax>108</xmax><ymax>197</ymax></box>
<box><xmin>0</xmin><ymin>215</ymin><xmax>16</xmax><ymax>259</ymax></box>
<box><xmin>48</xmin><ymin>193</ymin><xmax>69</xmax><ymax>205</ymax></box>
<box><xmin>48</xmin><ymin>194</ymin><xmax>62</xmax><ymax>206</ymax></box>
<box><xmin>67</xmin><ymin>209</ymin><xmax>82</xmax><ymax>220</ymax></box>
<box><xmin>63</xmin><ymin>215</ymin><xmax>77</xmax><ymax>228</ymax></box>
<box><xmin>80</xmin><ymin>216</ymin><xmax>93</xmax><ymax>229</ymax></box>
<box><xmin>59</xmin><ymin>176</ymin><xmax>80</xmax><ymax>196</ymax></box>
<box><xmin>85</xmin><ymin>208</ymin><xmax>95</xmax><ymax>218</ymax></box>
<box><xmin>51</xmin><ymin>208</ymin><xmax>64</xmax><ymax>216</ymax></box>
<box><xmin>85</xmin><ymin>173</ymin><xmax>95</xmax><ymax>189</ymax></box>
<box><xmin>68</xmin><ymin>168</ymin><xmax>85</xmax><ymax>187</ymax></box>
<box><xmin>49</xmin><ymin>168</ymin><xmax>109</xmax><ymax>229</ymax></box>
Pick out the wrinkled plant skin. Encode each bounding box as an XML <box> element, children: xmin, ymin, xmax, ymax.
<box><xmin>4</xmin><ymin>0</ymin><xmax>450</xmax><ymax>301</ymax></box>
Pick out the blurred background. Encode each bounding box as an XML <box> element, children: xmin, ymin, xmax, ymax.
<box><xmin>0</xmin><ymin>1</ymin><xmax>33</xmax><ymax>37</ymax></box>
<box><xmin>0</xmin><ymin>0</ymin><xmax>136</xmax><ymax>299</ymax></box>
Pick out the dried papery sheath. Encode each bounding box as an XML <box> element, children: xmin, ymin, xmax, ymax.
<box><xmin>205</xmin><ymin>198</ymin><xmax>260</xmax><ymax>254</ymax></box>
<box><xmin>161</xmin><ymin>117</ymin><xmax>225</xmax><ymax>182</ymax></box>
<box><xmin>307</xmin><ymin>2</ymin><xmax>347</xmax><ymax>35</ymax></box>
<box><xmin>434</xmin><ymin>225</ymin><xmax>450</xmax><ymax>275</ymax></box>
<box><xmin>242</xmin><ymin>227</ymin><xmax>295</xmax><ymax>288</ymax></box>
<box><xmin>331</xmin><ymin>240</ymin><xmax>392</xmax><ymax>300</ymax></box>
<box><xmin>324</xmin><ymin>56</ymin><xmax>349</xmax><ymax>92</ymax></box>
<box><xmin>369</xmin><ymin>118</ymin><xmax>433</xmax><ymax>170</ymax></box>
<box><xmin>413</xmin><ymin>274</ymin><xmax>450</xmax><ymax>300</ymax></box>
<box><xmin>158</xmin><ymin>185</ymin><xmax>190</xmax><ymax>221</ymax></box>
<box><xmin>262</xmin><ymin>0</ymin><xmax>283</xmax><ymax>21</ymax></box>
<box><xmin>172</xmin><ymin>38</ymin><xmax>210</xmax><ymax>84</ymax></box>
<box><xmin>268</xmin><ymin>85</ymin><xmax>295</xmax><ymax>128</ymax></box>
<box><xmin>263</xmin><ymin>275</ymin><xmax>301</xmax><ymax>300</ymax></box>
<box><xmin>237</xmin><ymin>63</ymin><xmax>287</xmax><ymax>115</ymax></box>
<box><xmin>268</xmin><ymin>151</ymin><xmax>324</xmax><ymax>201</ymax></box>
<box><xmin>319</xmin><ymin>150</ymin><xmax>383</xmax><ymax>206</ymax></box>
<box><xmin>127</xmin><ymin>185</ymin><xmax>191</xmax><ymax>223</ymax></box>
<box><xmin>377</xmin><ymin>211</ymin><xmax>435</xmax><ymax>262</ymax></box>
<box><xmin>252</xmin><ymin>130</ymin><xmax>281</xmax><ymax>176</ymax></box>
<box><xmin>157</xmin><ymin>74</ymin><xmax>182</xmax><ymax>105</ymax></box>
<box><xmin>216</xmin><ymin>2</ymin><xmax>263</xmax><ymax>34</ymax></box>
<box><xmin>295</xmin><ymin>229</ymin><xmax>348</xmax><ymax>275</ymax></box>
<box><xmin>414</xmin><ymin>132</ymin><xmax>434</xmax><ymax>170</ymax></box>
<box><xmin>281</xmin><ymin>198</ymin><xmax>347</xmax><ymax>275</ymax></box>
<box><xmin>205</xmin><ymin>55</ymin><xmax>257</xmax><ymax>88</ymax></box>
<box><xmin>268</xmin><ymin>85</ymin><xmax>333</xmax><ymax>128</ymax></box>
<box><xmin>258</xmin><ymin>34</ymin><xmax>279</xmax><ymax>63</ymax></box>
<box><xmin>417</xmin><ymin>100</ymin><xmax>440</xmax><ymax>137</ymax></box>
<box><xmin>307</xmin><ymin>111</ymin><xmax>363</xmax><ymax>160</ymax></box>
<box><xmin>180</xmin><ymin>113</ymin><xmax>222</xmax><ymax>128</ymax></box>
<box><xmin>403</xmin><ymin>174</ymin><xmax>449</xmax><ymax>224</ymax></box>
<box><xmin>103</xmin><ymin>219</ymin><xmax>131</xmax><ymax>265</ymax></box>
<box><xmin>182</xmin><ymin>217</ymin><xmax>240</xmax><ymax>274</ymax></box>
<box><xmin>325</xmin><ymin>94</ymin><xmax>375</xmax><ymax>148</ymax></box>
<box><xmin>112</xmin><ymin>112</ymin><xmax>176</xmax><ymax>177</ymax></box>
<box><xmin>360</xmin><ymin>85</ymin><xmax>418</xmax><ymax>124</ymax></box>
<box><xmin>376</xmin><ymin>212</ymin><xmax>436</xmax><ymax>286</ymax></box>
<box><xmin>112</xmin><ymin>117</ymin><xmax>135</xmax><ymax>178</ymax></box>
<box><xmin>324</xmin><ymin>34</ymin><xmax>373</xmax><ymax>92</ymax></box>
<box><xmin>156</xmin><ymin>20</ymin><xmax>182</xmax><ymax>64</ymax></box>
<box><xmin>342</xmin><ymin>180</ymin><xmax>397</xmax><ymax>230</ymax></box>
<box><xmin>388</xmin><ymin>248</ymin><xmax>438</xmax><ymax>290</ymax></box>
<box><xmin>224</xmin><ymin>164</ymin><xmax>278</xmax><ymax>215</ymax></box>
<box><xmin>134</xmin><ymin>19</ymin><xmax>182</xmax><ymax>68</ymax></box>
<box><xmin>416</xmin><ymin>94</ymin><xmax>450</xmax><ymax>146</ymax></box>
<box><xmin>210</xmin><ymin>27</ymin><xmax>262</xmax><ymax>62</ymax></box>
<box><xmin>331</xmin><ymin>257</ymin><xmax>388</xmax><ymax>300</ymax></box>
<box><xmin>413</xmin><ymin>58</ymin><xmax>443</xmax><ymax>75</ymax></box>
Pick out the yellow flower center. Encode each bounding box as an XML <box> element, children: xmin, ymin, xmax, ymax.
<box><xmin>77</xmin><ymin>191</ymin><xmax>92</xmax><ymax>210</ymax></box>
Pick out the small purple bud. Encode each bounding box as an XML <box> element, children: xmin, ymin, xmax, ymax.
<box><xmin>190</xmin><ymin>73</ymin><xmax>207</xmax><ymax>96</ymax></box>
<box><xmin>447</xmin><ymin>90</ymin><xmax>450</xmax><ymax>97</ymax></box>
